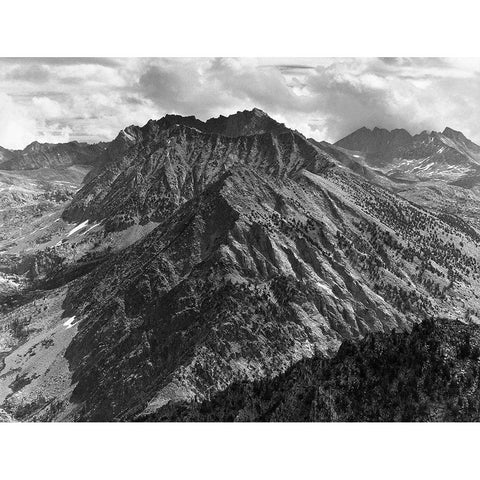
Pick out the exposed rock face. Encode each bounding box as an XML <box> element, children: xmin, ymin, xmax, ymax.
<box><xmin>3</xmin><ymin>110</ymin><xmax>480</xmax><ymax>421</ymax></box>
<box><xmin>62</xmin><ymin>110</ymin><xmax>331</xmax><ymax>229</ymax></box>
<box><xmin>335</xmin><ymin>126</ymin><xmax>413</xmax><ymax>159</ymax></box>
<box><xmin>442</xmin><ymin>127</ymin><xmax>480</xmax><ymax>155</ymax></box>
<box><xmin>203</xmin><ymin>108</ymin><xmax>290</xmax><ymax>137</ymax></box>
<box><xmin>63</xmin><ymin>166</ymin><xmax>415</xmax><ymax>420</ymax></box>
<box><xmin>0</xmin><ymin>141</ymin><xmax>106</xmax><ymax>170</ymax></box>
<box><xmin>155</xmin><ymin>318</ymin><xmax>480</xmax><ymax>422</ymax></box>
<box><xmin>46</xmin><ymin>111</ymin><xmax>480</xmax><ymax>420</ymax></box>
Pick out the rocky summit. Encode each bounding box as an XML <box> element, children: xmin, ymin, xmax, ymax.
<box><xmin>2</xmin><ymin>109</ymin><xmax>480</xmax><ymax>421</ymax></box>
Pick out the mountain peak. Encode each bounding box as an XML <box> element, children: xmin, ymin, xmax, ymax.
<box><xmin>335</xmin><ymin>126</ymin><xmax>413</xmax><ymax>154</ymax></box>
<box><xmin>24</xmin><ymin>140</ymin><xmax>44</xmax><ymax>151</ymax></box>
<box><xmin>442</xmin><ymin>126</ymin><xmax>466</xmax><ymax>140</ymax></box>
<box><xmin>122</xmin><ymin>109</ymin><xmax>287</xmax><ymax>140</ymax></box>
<box><xmin>248</xmin><ymin>107</ymin><xmax>268</xmax><ymax>117</ymax></box>
<box><xmin>204</xmin><ymin>108</ymin><xmax>288</xmax><ymax>137</ymax></box>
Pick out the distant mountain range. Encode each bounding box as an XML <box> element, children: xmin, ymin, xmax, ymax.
<box><xmin>1</xmin><ymin>109</ymin><xmax>480</xmax><ymax>421</ymax></box>
<box><xmin>0</xmin><ymin>141</ymin><xmax>106</xmax><ymax>170</ymax></box>
<box><xmin>335</xmin><ymin>125</ymin><xmax>480</xmax><ymax>185</ymax></box>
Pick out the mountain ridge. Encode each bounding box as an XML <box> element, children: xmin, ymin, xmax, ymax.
<box><xmin>335</xmin><ymin>124</ymin><xmax>480</xmax><ymax>184</ymax></box>
<box><xmin>2</xmin><ymin>109</ymin><xmax>480</xmax><ymax>421</ymax></box>
<box><xmin>151</xmin><ymin>317</ymin><xmax>480</xmax><ymax>422</ymax></box>
<box><xmin>0</xmin><ymin>140</ymin><xmax>107</xmax><ymax>171</ymax></box>
<box><xmin>61</xmin><ymin>110</ymin><xmax>335</xmax><ymax>229</ymax></box>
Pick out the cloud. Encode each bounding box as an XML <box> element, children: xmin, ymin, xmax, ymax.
<box><xmin>32</xmin><ymin>96</ymin><xmax>64</xmax><ymax>119</ymax></box>
<box><xmin>0</xmin><ymin>93</ymin><xmax>73</xmax><ymax>148</ymax></box>
<box><xmin>1</xmin><ymin>57</ymin><xmax>480</xmax><ymax>148</ymax></box>
<box><xmin>0</xmin><ymin>57</ymin><xmax>120</xmax><ymax>67</ymax></box>
<box><xmin>0</xmin><ymin>93</ymin><xmax>39</xmax><ymax>149</ymax></box>
<box><xmin>5</xmin><ymin>64</ymin><xmax>51</xmax><ymax>83</ymax></box>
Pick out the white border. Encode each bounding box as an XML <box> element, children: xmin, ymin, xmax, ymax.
<box><xmin>0</xmin><ymin>423</ymin><xmax>478</xmax><ymax>479</ymax></box>
<box><xmin>1</xmin><ymin>0</ymin><xmax>479</xmax><ymax>56</ymax></box>
<box><xmin>1</xmin><ymin>1</ymin><xmax>480</xmax><ymax>478</ymax></box>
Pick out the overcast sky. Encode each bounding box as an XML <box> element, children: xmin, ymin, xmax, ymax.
<box><xmin>1</xmin><ymin>57</ymin><xmax>479</xmax><ymax>149</ymax></box>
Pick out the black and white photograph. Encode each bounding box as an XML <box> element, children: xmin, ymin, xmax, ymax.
<box><xmin>4</xmin><ymin>55</ymin><xmax>480</xmax><ymax>423</ymax></box>
<box><xmin>1</xmin><ymin>1</ymin><xmax>479</xmax><ymax>478</ymax></box>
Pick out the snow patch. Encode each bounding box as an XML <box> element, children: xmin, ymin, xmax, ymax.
<box><xmin>63</xmin><ymin>316</ymin><xmax>77</xmax><ymax>330</ymax></box>
<box><xmin>67</xmin><ymin>220</ymin><xmax>89</xmax><ymax>237</ymax></box>
<box><xmin>81</xmin><ymin>223</ymin><xmax>100</xmax><ymax>235</ymax></box>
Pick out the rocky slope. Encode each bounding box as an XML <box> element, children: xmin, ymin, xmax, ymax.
<box><xmin>2</xmin><ymin>110</ymin><xmax>480</xmax><ymax>421</ymax></box>
<box><xmin>333</xmin><ymin>127</ymin><xmax>480</xmax><ymax>230</ymax></box>
<box><xmin>154</xmin><ymin>317</ymin><xmax>480</xmax><ymax>422</ymax></box>
<box><xmin>62</xmin><ymin>109</ymin><xmax>328</xmax><ymax>230</ymax></box>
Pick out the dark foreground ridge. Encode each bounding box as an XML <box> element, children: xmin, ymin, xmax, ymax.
<box><xmin>149</xmin><ymin>318</ymin><xmax>480</xmax><ymax>421</ymax></box>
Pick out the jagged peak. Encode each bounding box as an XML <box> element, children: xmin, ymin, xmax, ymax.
<box><xmin>335</xmin><ymin>126</ymin><xmax>413</xmax><ymax>153</ymax></box>
<box><xmin>208</xmin><ymin>107</ymin><xmax>269</xmax><ymax>121</ymax></box>
<box><xmin>239</xmin><ymin>107</ymin><xmax>269</xmax><ymax>118</ymax></box>
<box><xmin>442</xmin><ymin>126</ymin><xmax>467</xmax><ymax>140</ymax></box>
<box><xmin>24</xmin><ymin>140</ymin><xmax>44</xmax><ymax>150</ymax></box>
<box><xmin>339</xmin><ymin>126</ymin><xmax>412</xmax><ymax>138</ymax></box>
<box><xmin>341</xmin><ymin>125</ymin><xmax>474</xmax><ymax>144</ymax></box>
<box><xmin>251</xmin><ymin>107</ymin><xmax>268</xmax><ymax>116</ymax></box>
<box><xmin>443</xmin><ymin>126</ymin><xmax>462</xmax><ymax>135</ymax></box>
<box><xmin>113</xmin><ymin>109</ymin><xmax>290</xmax><ymax>146</ymax></box>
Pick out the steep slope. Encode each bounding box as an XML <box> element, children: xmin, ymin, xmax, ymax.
<box><xmin>203</xmin><ymin>107</ymin><xmax>290</xmax><ymax>137</ymax></box>
<box><xmin>38</xmin><ymin>137</ymin><xmax>480</xmax><ymax>418</ymax></box>
<box><xmin>0</xmin><ymin>141</ymin><xmax>106</xmax><ymax>170</ymax></box>
<box><xmin>62</xmin><ymin>110</ymin><xmax>331</xmax><ymax>230</ymax></box>
<box><xmin>3</xmin><ymin>110</ymin><xmax>480</xmax><ymax>421</ymax></box>
<box><xmin>59</xmin><ymin>167</ymin><xmax>413</xmax><ymax>420</ymax></box>
<box><xmin>335</xmin><ymin>126</ymin><xmax>413</xmax><ymax>164</ymax></box>
<box><xmin>155</xmin><ymin>318</ymin><xmax>480</xmax><ymax>422</ymax></box>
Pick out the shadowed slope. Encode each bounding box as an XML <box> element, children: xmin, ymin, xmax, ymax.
<box><xmin>153</xmin><ymin>318</ymin><xmax>480</xmax><ymax>422</ymax></box>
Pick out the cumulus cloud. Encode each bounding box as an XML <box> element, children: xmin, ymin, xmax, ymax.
<box><xmin>32</xmin><ymin>96</ymin><xmax>64</xmax><ymax>119</ymax></box>
<box><xmin>0</xmin><ymin>93</ymin><xmax>73</xmax><ymax>148</ymax></box>
<box><xmin>0</xmin><ymin>93</ymin><xmax>39</xmax><ymax>149</ymax></box>
<box><xmin>1</xmin><ymin>57</ymin><xmax>480</xmax><ymax>149</ymax></box>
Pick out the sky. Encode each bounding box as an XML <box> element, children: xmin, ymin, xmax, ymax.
<box><xmin>1</xmin><ymin>57</ymin><xmax>480</xmax><ymax>149</ymax></box>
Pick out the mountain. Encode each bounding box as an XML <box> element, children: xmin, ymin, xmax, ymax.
<box><xmin>335</xmin><ymin>126</ymin><xmax>480</xmax><ymax>183</ymax></box>
<box><xmin>154</xmin><ymin>317</ymin><xmax>480</xmax><ymax>422</ymax></box>
<box><xmin>2</xmin><ymin>110</ymin><xmax>480</xmax><ymax>421</ymax></box>
<box><xmin>334</xmin><ymin>126</ymin><xmax>480</xmax><ymax>230</ymax></box>
<box><xmin>62</xmin><ymin>109</ymin><xmax>326</xmax><ymax>230</ymax></box>
<box><xmin>0</xmin><ymin>141</ymin><xmax>106</xmax><ymax>170</ymax></box>
<box><xmin>334</xmin><ymin>126</ymin><xmax>413</xmax><ymax>162</ymax></box>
